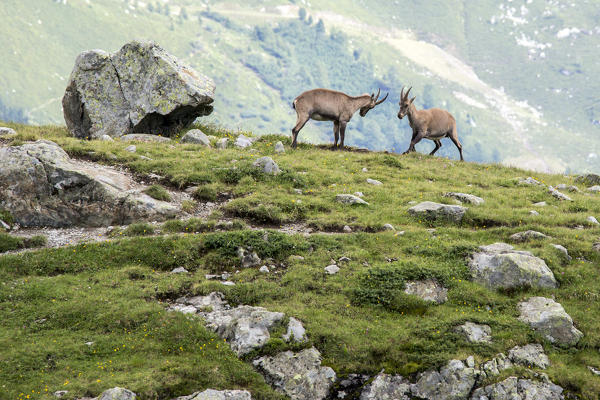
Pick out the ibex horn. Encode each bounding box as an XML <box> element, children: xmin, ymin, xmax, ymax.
<box><xmin>374</xmin><ymin>88</ymin><xmax>381</xmax><ymax>102</ymax></box>
<box><xmin>405</xmin><ymin>87</ymin><xmax>412</xmax><ymax>100</ymax></box>
<box><xmin>376</xmin><ymin>92</ymin><xmax>389</xmax><ymax>105</ymax></box>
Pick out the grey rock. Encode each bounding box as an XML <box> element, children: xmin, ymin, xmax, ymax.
<box><xmin>172</xmin><ymin>389</ymin><xmax>252</xmax><ymax>400</ymax></box>
<box><xmin>283</xmin><ymin>317</ymin><xmax>307</xmax><ymax>343</ymax></box>
<box><xmin>237</xmin><ymin>247</ymin><xmax>262</xmax><ymax>268</ymax></box>
<box><xmin>54</xmin><ymin>391</ymin><xmax>69</xmax><ymax>398</ymax></box>
<box><xmin>343</xmin><ymin>225</ymin><xmax>353</xmax><ymax>233</ymax></box>
<box><xmin>289</xmin><ymin>255</ymin><xmax>305</xmax><ymax>262</ymax></box>
<box><xmin>548</xmin><ymin>186</ymin><xmax>572</xmax><ymax>201</ymax></box>
<box><xmin>362</xmin><ymin>167</ymin><xmax>368</xmax><ymax>172</ymax></box>
<box><xmin>0</xmin><ymin>127</ymin><xmax>16</xmax><ymax>136</ymax></box>
<box><xmin>587</xmin><ymin>216</ymin><xmax>599</xmax><ymax>225</ymax></box>
<box><xmin>382</xmin><ymin>223</ymin><xmax>395</xmax><ymax>231</ymax></box>
<box><xmin>185</xmin><ymin>292</ymin><xmax>228</xmax><ymax>312</ymax></box>
<box><xmin>235</xmin><ymin>134</ymin><xmax>253</xmax><ymax>148</ymax></box>
<box><xmin>589</xmin><ymin>366</ymin><xmax>600</xmax><ymax>376</ymax></box>
<box><xmin>530</xmin><ymin>210</ymin><xmax>540</xmax><ymax>216</ymax></box>
<box><xmin>253</xmin><ymin>347</ymin><xmax>336</xmax><ymax>400</ymax></box>
<box><xmin>216</xmin><ymin>137</ymin><xmax>228</xmax><ymax>149</ymax></box>
<box><xmin>170</xmin><ymin>267</ymin><xmax>189</xmax><ymax>274</ymax></box>
<box><xmin>412</xmin><ymin>359</ymin><xmax>478</xmax><ymax>400</ymax></box>
<box><xmin>469</xmin><ymin>243</ymin><xmax>557</xmax><ymax>290</ymax></box>
<box><xmin>274</xmin><ymin>141</ymin><xmax>285</xmax><ymax>153</ymax></box>
<box><xmin>510</xmin><ymin>230</ymin><xmax>549</xmax><ymax>243</ymax></box>
<box><xmin>359</xmin><ymin>373</ymin><xmax>411</xmax><ymax>400</ymax></box>
<box><xmin>354</xmin><ymin>192</ymin><xmax>364</xmax><ymax>198</ymax></box>
<box><xmin>0</xmin><ymin>219</ymin><xmax>10</xmax><ymax>230</ymax></box>
<box><xmin>455</xmin><ymin>322</ymin><xmax>492</xmax><ymax>343</ymax></box>
<box><xmin>551</xmin><ymin>244</ymin><xmax>571</xmax><ymax>261</ymax></box>
<box><xmin>97</xmin><ymin>387</ymin><xmax>136</xmax><ymax>400</ymax></box>
<box><xmin>120</xmin><ymin>134</ymin><xmax>171</xmax><ymax>143</ymax></box>
<box><xmin>444</xmin><ymin>192</ymin><xmax>484</xmax><ymax>205</ymax></box>
<box><xmin>338</xmin><ymin>256</ymin><xmax>351</xmax><ymax>262</ymax></box>
<box><xmin>479</xmin><ymin>353</ymin><xmax>513</xmax><ymax>378</ymax></box>
<box><xmin>259</xmin><ymin>265</ymin><xmax>270</xmax><ymax>273</ymax></box>
<box><xmin>63</xmin><ymin>41</ymin><xmax>214</xmax><ymax>139</ymax></box>
<box><xmin>253</xmin><ymin>156</ymin><xmax>280</xmax><ymax>175</ymax></box>
<box><xmin>125</xmin><ymin>145</ymin><xmax>137</xmax><ymax>153</ymax></box>
<box><xmin>367</xmin><ymin>178</ymin><xmax>383</xmax><ymax>185</ymax></box>
<box><xmin>471</xmin><ymin>377</ymin><xmax>564</xmax><ymax>400</ymax></box>
<box><xmin>533</xmin><ymin>202</ymin><xmax>547</xmax><ymax>207</ymax></box>
<box><xmin>404</xmin><ymin>280</ymin><xmax>448</xmax><ymax>304</ymax></box>
<box><xmin>408</xmin><ymin>201</ymin><xmax>418</xmax><ymax>205</ymax></box>
<box><xmin>181</xmin><ymin>129</ymin><xmax>210</xmax><ymax>146</ymax></box>
<box><xmin>0</xmin><ymin>140</ymin><xmax>178</xmax><ymax>227</ymax></box>
<box><xmin>466</xmin><ymin>356</ymin><xmax>475</xmax><ymax>368</ymax></box>
<box><xmin>139</xmin><ymin>156</ymin><xmax>152</xmax><ymax>161</ymax></box>
<box><xmin>325</xmin><ymin>265</ymin><xmax>340</xmax><ymax>275</ymax></box>
<box><xmin>556</xmin><ymin>184</ymin><xmax>580</xmax><ymax>192</ymax></box>
<box><xmin>408</xmin><ymin>202</ymin><xmax>467</xmax><ymax>223</ymax></box>
<box><xmin>100</xmin><ymin>134</ymin><xmax>114</xmax><ymax>142</ymax></box>
<box><xmin>587</xmin><ymin>185</ymin><xmax>600</xmax><ymax>193</ymax></box>
<box><xmin>170</xmin><ymin>304</ymin><xmax>197</xmax><ymax>315</ymax></box>
<box><xmin>221</xmin><ymin>281</ymin><xmax>236</xmax><ymax>286</ymax></box>
<box><xmin>336</xmin><ymin>194</ymin><xmax>369</xmax><ymax>205</ymax></box>
<box><xmin>518</xmin><ymin>297</ymin><xmax>583</xmax><ymax>346</ymax></box>
<box><xmin>508</xmin><ymin>344</ymin><xmax>550</xmax><ymax>369</ymax></box>
<box><xmin>575</xmin><ymin>173</ymin><xmax>600</xmax><ymax>187</ymax></box>
<box><xmin>519</xmin><ymin>177</ymin><xmax>544</xmax><ymax>186</ymax></box>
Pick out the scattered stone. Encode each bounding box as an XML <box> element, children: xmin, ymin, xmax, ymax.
<box><xmin>171</xmin><ymin>304</ymin><xmax>197</xmax><ymax>314</ymax></box>
<box><xmin>556</xmin><ymin>184</ymin><xmax>580</xmax><ymax>192</ymax></box>
<box><xmin>551</xmin><ymin>244</ymin><xmax>571</xmax><ymax>261</ymax></box>
<box><xmin>594</xmin><ymin>242</ymin><xmax>600</xmax><ymax>253</ymax></box>
<box><xmin>408</xmin><ymin>201</ymin><xmax>467</xmax><ymax>223</ymax></box>
<box><xmin>469</xmin><ymin>243</ymin><xmax>557</xmax><ymax>290</ymax></box>
<box><xmin>125</xmin><ymin>145</ymin><xmax>137</xmax><ymax>153</ymax></box>
<box><xmin>221</xmin><ymin>281</ymin><xmax>236</xmax><ymax>286</ymax></box>
<box><xmin>237</xmin><ymin>247</ymin><xmax>262</xmax><ymax>268</ymax></box>
<box><xmin>100</xmin><ymin>134</ymin><xmax>114</xmax><ymax>142</ymax></box>
<box><xmin>575</xmin><ymin>173</ymin><xmax>600</xmax><ymax>187</ymax></box>
<box><xmin>404</xmin><ymin>280</ymin><xmax>448</xmax><ymax>304</ymax></box>
<box><xmin>0</xmin><ymin>219</ymin><xmax>10</xmax><ymax>230</ymax></box>
<box><xmin>253</xmin><ymin>156</ymin><xmax>280</xmax><ymax>175</ymax></box>
<box><xmin>587</xmin><ymin>185</ymin><xmax>600</xmax><ymax>193</ymax></box>
<box><xmin>336</xmin><ymin>194</ymin><xmax>369</xmax><ymax>205</ymax></box>
<box><xmin>519</xmin><ymin>177</ymin><xmax>544</xmax><ymax>186</ymax></box>
<box><xmin>510</xmin><ymin>230</ymin><xmax>549</xmax><ymax>243</ymax></box>
<box><xmin>181</xmin><ymin>129</ymin><xmax>211</xmax><ymax>146</ymax></box>
<box><xmin>53</xmin><ymin>391</ymin><xmax>68</xmax><ymax>398</ymax></box>
<box><xmin>455</xmin><ymin>322</ymin><xmax>492</xmax><ymax>343</ymax></box>
<box><xmin>534</xmin><ymin>201</ymin><xmax>547</xmax><ymax>207</ymax></box>
<box><xmin>518</xmin><ymin>297</ymin><xmax>583</xmax><ymax>346</ymax></box>
<box><xmin>443</xmin><ymin>192</ymin><xmax>484</xmax><ymax>205</ymax></box>
<box><xmin>354</xmin><ymin>191</ymin><xmax>364</xmax><ymax>198</ymax></box>
<box><xmin>338</xmin><ymin>256</ymin><xmax>351</xmax><ymax>262</ymax></box>
<box><xmin>289</xmin><ymin>255</ymin><xmax>305</xmax><ymax>262</ymax></box>
<box><xmin>471</xmin><ymin>377</ymin><xmax>563</xmax><ymax>400</ymax></box>
<box><xmin>412</xmin><ymin>359</ymin><xmax>477</xmax><ymax>400</ymax></box>
<box><xmin>139</xmin><ymin>155</ymin><xmax>152</xmax><ymax>161</ymax></box>
<box><xmin>63</xmin><ymin>40</ymin><xmax>214</xmax><ymax>139</ymax></box>
<box><xmin>216</xmin><ymin>137</ymin><xmax>228</xmax><ymax>149</ymax></box>
<box><xmin>283</xmin><ymin>317</ymin><xmax>307</xmax><ymax>343</ymax></box>
<box><xmin>408</xmin><ymin>201</ymin><xmax>418</xmax><ymax>205</ymax></box>
<box><xmin>362</xmin><ymin>167</ymin><xmax>368</xmax><ymax>172</ymax></box>
<box><xmin>508</xmin><ymin>344</ymin><xmax>550</xmax><ymax>369</ymax></box>
<box><xmin>259</xmin><ymin>265</ymin><xmax>270</xmax><ymax>273</ymax></box>
<box><xmin>96</xmin><ymin>387</ymin><xmax>136</xmax><ymax>400</ymax></box>
<box><xmin>367</xmin><ymin>178</ymin><xmax>383</xmax><ymax>185</ymax></box>
<box><xmin>479</xmin><ymin>353</ymin><xmax>513</xmax><ymax>378</ymax></box>
<box><xmin>589</xmin><ymin>366</ymin><xmax>600</xmax><ymax>376</ymax></box>
<box><xmin>530</xmin><ymin>210</ymin><xmax>540</xmax><ymax>216</ymax></box>
<box><xmin>382</xmin><ymin>223</ymin><xmax>395</xmax><ymax>231</ymax></box>
<box><xmin>359</xmin><ymin>373</ymin><xmax>411</xmax><ymax>400</ymax></box>
<box><xmin>171</xmin><ymin>389</ymin><xmax>252</xmax><ymax>400</ymax></box>
<box><xmin>325</xmin><ymin>265</ymin><xmax>340</xmax><ymax>275</ymax></box>
<box><xmin>0</xmin><ymin>127</ymin><xmax>16</xmax><ymax>136</ymax></box>
<box><xmin>170</xmin><ymin>267</ymin><xmax>188</xmax><ymax>274</ymax></box>
<box><xmin>274</xmin><ymin>141</ymin><xmax>285</xmax><ymax>153</ymax></box>
<box><xmin>343</xmin><ymin>225</ymin><xmax>353</xmax><ymax>233</ymax></box>
<box><xmin>253</xmin><ymin>347</ymin><xmax>336</xmax><ymax>400</ymax></box>
<box><xmin>235</xmin><ymin>134</ymin><xmax>253</xmax><ymax>148</ymax></box>
<box><xmin>548</xmin><ymin>186</ymin><xmax>572</xmax><ymax>201</ymax></box>
<box><xmin>120</xmin><ymin>134</ymin><xmax>171</xmax><ymax>143</ymax></box>
<box><xmin>587</xmin><ymin>216</ymin><xmax>599</xmax><ymax>225</ymax></box>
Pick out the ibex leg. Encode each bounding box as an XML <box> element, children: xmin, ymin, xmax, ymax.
<box><xmin>332</xmin><ymin>121</ymin><xmax>339</xmax><ymax>149</ymax></box>
<box><xmin>429</xmin><ymin>140</ymin><xmax>442</xmax><ymax>155</ymax></box>
<box><xmin>449</xmin><ymin>125</ymin><xmax>464</xmax><ymax>161</ymax></box>
<box><xmin>406</xmin><ymin>131</ymin><xmax>425</xmax><ymax>153</ymax></box>
<box><xmin>291</xmin><ymin>115</ymin><xmax>309</xmax><ymax>149</ymax></box>
<box><xmin>339</xmin><ymin>121</ymin><xmax>347</xmax><ymax>150</ymax></box>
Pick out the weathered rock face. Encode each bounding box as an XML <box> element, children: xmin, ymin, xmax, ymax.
<box><xmin>408</xmin><ymin>201</ymin><xmax>467</xmax><ymax>223</ymax></box>
<box><xmin>172</xmin><ymin>389</ymin><xmax>252</xmax><ymax>400</ymax></box>
<box><xmin>508</xmin><ymin>344</ymin><xmax>550</xmax><ymax>369</ymax></box>
<box><xmin>63</xmin><ymin>40</ymin><xmax>215</xmax><ymax>139</ymax></box>
<box><xmin>471</xmin><ymin>377</ymin><xmax>564</xmax><ymax>400</ymax></box>
<box><xmin>404</xmin><ymin>280</ymin><xmax>448</xmax><ymax>304</ymax></box>
<box><xmin>518</xmin><ymin>297</ymin><xmax>583</xmax><ymax>346</ymax></box>
<box><xmin>469</xmin><ymin>243</ymin><xmax>557</xmax><ymax>290</ymax></box>
<box><xmin>359</xmin><ymin>373</ymin><xmax>411</xmax><ymax>400</ymax></box>
<box><xmin>455</xmin><ymin>322</ymin><xmax>492</xmax><ymax>343</ymax></box>
<box><xmin>412</xmin><ymin>359</ymin><xmax>478</xmax><ymax>400</ymax></box>
<box><xmin>0</xmin><ymin>140</ymin><xmax>178</xmax><ymax>227</ymax></box>
<box><xmin>252</xmin><ymin>347</ymin><xmax>336</xmax><ymax>400</ymax></box>
<box><xmin>444</xmin><ymin>192</ymin><xmax>484</xmax><ymax>205</ymax></box>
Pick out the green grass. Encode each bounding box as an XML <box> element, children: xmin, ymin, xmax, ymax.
<box><xmin>143</xmin><ymin>185</ymin><xmax>172</xmax><ymax>202</ymax></box>
<box><xmin>0</xmin><ymin>233</ymin><xmax>47</xmax><ymax>253</ymax></box>
<box><xmin>2</xmin><ymin>124</ymin><xmax>600</xmax><ymax>398</ymax></box>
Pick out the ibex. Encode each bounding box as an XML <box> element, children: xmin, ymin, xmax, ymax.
<box><xmin>397</xmin><ymin>87</ymin><xmax>464</xmax><ymax>161</ymax></box>
<box><xmin>291</xmin><ymin>88</ymin><xmax>389</xmax><ymax>149</ymax></box>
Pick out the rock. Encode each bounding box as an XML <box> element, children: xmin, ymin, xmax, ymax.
<box><xmin>289</xmin><ymin>255</ymin><xmax>305</xmax><ymax>262</ymax></box>
<box><xmin>587</xmin><ymin>216</ymin><xmax>599</xmax><ymax>225</ymax></box>
<box><xmin>274</xmin><ymin>141</ymin><xmax>285</xmax><ymax>153</ymax></box>
<box><xmin>181</xmin><ymin>129</ymin><xmax>210</xmax><ymax>146</ymax></box>
<box><xmin>325</xmin><ymin>265</ymin><xmax>340</xmax><ymax>275</ymax></box>
<box><xmin>253</xmin><ymin>347</ymin><xmax>336</xmax><ymax>400</ymax></box>
<box><xmin>367</xmin><ymin>178</ymin><xmax>383</xmax><ymax>185</ymax></box>
<box><xmin>336</xmin><ymin>194</ymin><xmax>369</xmax><ymax>205</ymax></box>
<box><xmin>548</xmin><ymin>186</ymin><xmax>572</xmax><ymax>201</ymax></box>
<box><xmin>259</xmin><ymin>265</ymin><xmax>269</xmax><ymax>273</ymax></box>
<box><xmin>63</xmin><ymin>41</ymin><xmax>214</xmax><ymax>139</ymax></box>
<box><xmin>235</xmin><ymin>134</ymin><xmax>253</xmax><ymax>148</ymax></box>
<box><xmin>0</xmin><ymin>140</ymin><xmax>178</xmax><ymax>227</ymax></box>
<box><xmin>283</xmin><ymin>317</ymin><xmax>307</xmax><ymax>343</ymax></box>
<box><xmin>338</xmin><ymin>256</ymin><xmax>351</xmax><ymax>262</ymax></box>
<box><xmin>518</xmin><ymin>297</ymin><xmax>583</xmax><ymax>346</ymax></box>
<box><xmin>216</xmin><ymin>137</ymin><xmax>228</xmax><ymax>149</ymax></box>
<box><xmin>360</xmin><ymin>373</ymin><xmax>411</xmax><ymax>400</ymax></box>
<box><xmin>519</xmin><ymin>177</ymin><xmax>544</xmax><ymax>186</ymax></box>
<box><xmin>444</xmin><ymin>192</ymin><xmax>484</xmax><ymax>205</ymax></box>
<box><xmin>362</xmin><ymin>167</ymin><xmax>368</xmax><ymax>172</ymax></box>
<box><xmin>253</xmin><ymin>156</ymin><xmax>280</xmax><ymax>175</ymax></box>
<box><xmin>556</xmin><ymin>184</ymin><xmax>580</xmax><ymax>192</ymax></box>
<box><xmin>125</xmin><ymin>145</ymin><xmax>137</xmax><ymax>153</ymax></box>
<box><xmin>594</xmin><ymin>242</ymin><xmax>600</xmax><ymax>253</ymax></box>
<box><xmin>139</xmin><ymin>155</ymin><xmax>152</xmax><ymax>161</ymax></box>
<box><xmin>221</xmin><ymin>281</ymin><xmax>235</xmax><ymax>287</ymax></box>
<box><xmin>120</xmin><ymin>134</ymin><xmax>171</xmax><ymax>143</ymax></box>
<box><xmin>404</xmin><ymin>280</ymin><xmax>448</xmax><ymax>304</ymax></box>
<box><xmin>0</xmin><ymin>127</ymin><xmax>16</xmax><ymax>136</ymax></box>
<box><xmin>172</xmin><ymin>389</ymin><xmax>252</xmax><ymax>400</ymax></box>
<box><xmin>382</xmin><ymin>223</ymin><xmax>395</xmax><ymax>231</ymax></box>
<box><xmin>53</xmin><ymin>391</ymin><xmax>68</xmax><ymax>398</ymax></box>
<box><xmin>530</xmin><ymin>210</ymin><xmax>540</xmax><ymax>216</ymax></box>
<box><xmin>551</xmin><ymin>244</ymin><xmax>571</xmax><ymax>261</ymax></box>
<box><xmin>469</xmin><ymin>243</ymin><xmax>557</xmax><ymax>290</ymax></box>
<box><xmin>185</xmin><ymin>292</ymin><xmax>228</xmax><ymax>312</ymax></box>
<box><xmin>589</xmin><ymin>366</ymin><xmax>600</xmax><ymax>376</ymax></box>
<box><xmin>97</xmin><ymin>387</ymin><xmax>136</xmax><ymax>400</ymax></box>
<box><xmin>471</xmin><ymin>377</ymin><xmax>564</xmax><ymax>400</ymax></box>
<box><xmin>455</xmin><ymin>322</ymin><xmax>492</xmax><ymax>343</ymax></box>
<box><xmin>171</xmin><ymin>304</ymin><xmax>197</xmax><ymax>314</ymax></box>
<box><xmin>170</xmin><ymin>267</ymin><xmax>188</xmax><ymax>274</ymax></box>
<box><xmin>0</xmin><ymin>219</ymin><xmax>10</xmax><ymax>230</ymax></box>
<box><xmin>479</xmin><ymin>353</ymin><xmax>513</xmax><ymax>378</ymax></box>
<box><xmin>354</xmin><ymin>192</ymin><xmax>364</xmax><ymax>198</ymax></box>
<box><xmin>408</xmin><ymin>202</ymin><xmax>467</xmax><ymax>224</ymax></box>
<box><xmin>100</xmin><ymin>134</ymin><xmax>114</xmax><ymax>142</ymax></box>
<box><xmin>587</xmin><ymin>185</ymin><xmax>600</xmax><ymax>193</ymax></box>
<box><xmin>508</xmin><ymin>344</ymin><xmax>550</xmax><ymax>369</ymax></box>
<box><xmin>343</xmin><ymin>225</ymin><xmax>353</xmax><ymax>233</ymax></box>
<box><xmin>510</xmin><ymin>230</ymin><xmax>549</xmax><ymax>243</ymax></box>
<box><xmin>412</xmin><ymin>359</ymin><xmax>478</xmax><ymax>400</ymax></box>
<box><xmin>237</xmin><ymin>247</ymin><xmax>262</xmax><ymax>268</ymax></box>
<box><xmin>576</xmin><ymin>173</ymin><xmax>600</xmax><ymax>186</ymax></box>
<box><xmin>534</xmin><ymin>202</ymin><xmax>547</xmax><ymax>207</ymax></box>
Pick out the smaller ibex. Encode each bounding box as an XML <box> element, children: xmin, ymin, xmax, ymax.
<box><xmin>398</xmin><ymin>87</ymin><xmax>464</xmax><ymax>161</ymax></box>
<box><xmin>291</xmin><ymin>88</ymin><xmax>388</xmax><ymax>149</ymax></box>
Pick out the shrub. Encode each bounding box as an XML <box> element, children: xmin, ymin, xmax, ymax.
<box><xmin>143</xmin><ymin>185</ymin><xmax>172</xmax><ymax>202</ymax></box>
<box><xmin>0</xmin><ymin>233</ymin><xmax>46</xmax><ymax>253</ymax></box>
<box><xmin>193</xmin><ymin>186</ymin><xmax>217</xmax><ymax>202</ymax></box>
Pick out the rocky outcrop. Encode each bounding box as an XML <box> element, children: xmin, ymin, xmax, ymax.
<box><xmin>469</xmin><ymin>243</ymin><xmax>557</xmax><ymax>290</ymax></box>
<box><xmin>455</xmin><ymin>322</ymin><xmax>492</xmax><ymax>343</ymax></box>
<box><xmin>411</xmin><ymin>359</ymin><xmax>478</xmax><ymax>400</ymax></box>
<box><xmin>0</xmin><ymin>140</ymin><xmax>178</xmax><ymax>227</ymax></box>
<box><xmin>408</xmin><ymin>202</ymin><xmax>467</xmax><ymax>223</ymax></box>
<box><xmin>444</xmin><ymin>192</ymin><xmax>484</xmax><ymax>205</ymax></box>
<box><xmin>404</xmin><ymin>280</ymin><xmax>448</xmax><ymax>304</ymax></box>
<box><xmin>63</xmin><ymin>40</ymin><xmax>214</xmax><ymax>139</ymax></box>
<box><xmin>359</xmin><ymin>373</ymin><xmax>411</xmax><ymax>400</ymax></box>
<box><xmin>252</xmin><ymin>347</ymin><xmax>336</xmax><ymax>400</ymax></box>
<box><xmin>518</xmin><ymin>297</ymin><xmax>583</xmax><ymax>346</ymax></box>
<box><xmin>471</xmin><ymin>377</ymin><xmax>563</xmax><ymax>400</ymax></box>
<box><xmin>508</xmin><ymin>344</ymin><xmax>550</xmax><ymax>369</ymax></box>
<box><xmin>0</xmin><ymin>127</ymin><xmax>16</xmax><ymax>135</ymax></box>
<box><xmin>172</xmin><ymin>389</ymin><xmax>252</xmax><ymax>400</ymax></box>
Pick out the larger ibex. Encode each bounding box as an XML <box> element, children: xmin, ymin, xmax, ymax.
<box><xmin>398</xmin><ymin>87</ymin><xmax>464</xmax><ymax>161</ymax></box>
<box><xmin>291</xmin><ymin>88</ymin><xmax>388</xmax><ymax>149</ymax></box>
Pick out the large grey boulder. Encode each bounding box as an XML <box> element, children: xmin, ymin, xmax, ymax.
<box><xmin>411</xmin><ymin>359</ymin><xmax>478</xmax><ymax>400</ymax></box>
<box><xmin>252</xmin><ymin>347</ymin><xmax>336</xmax><ymax>400</ymax></box>
<box><xmin>0</xmin><ymin>140</ymin><xmax>178</xmax><ymax>227</ymax></box>
<box><xmin>408</xmin><ymin>201</ymin><xmax>467</xmax><ymax>223</ymax></box>
<box><xmin>444</xmin><ymin>192</ymin><xmax>484</xmax><ymax>205</ymax></box>
<box><xmin>0</xmin><ymin>127</ymin><xmax>16</xmax><ymax>136</ymax></box>
<box><xmin>404</xmin><ymin>280</ymin><xmax>448</xmax><ymax>304</ymax></box>
<box><xmin>471</xmin><ymin>377</ymin><xmax>563</xmax><ymax>400</ymax></box>
<box><xmin>510</xmin><ymin>230</ymin><xmax>549</xmax><ymax>243</ymax></box>
<box><xmin>181</xmin><ymin>129</ymin><xmax>210</xmax><ymax>146</ymax></box>
<box><xmin>468</xmin><ymin>243</ymin><xmax>557</xmax><ymax>290</ymax></box>
<box><xmin>97</xmin><ymin>388</ymin><xmax>136</xmax><ymax>400</ymax></box>
<box><xmin>508</xmin><ymin>344</ymin><xmax>550</xmax><ymax>369</ymax></box>
<box><xmin>172</xmin><ymin>389</ymin><xmax>252</xmax><ymax>400</ymax></box>
<box><xmin>253</xmin><ymin>157</ymin><xmax>280</xmax><ymax>175</ymax></box>
<box><xmin>359</xmin><ymin>373</ymin><xmax>411</xmax><ymax>400</ymax></box>
<box><xmin>455</xmin><ymin>322</ymin><xmax>492</xmax><ymax>343</ymax></box>
<box><xmin>518</xmin><ymin>297</ymin><xmax>583</xmax><ymax>346</ymax></box>
<box><xmin>63</xmin><ymin>40</ymin><xmax>214</xmax><ymax>139</ymax></box>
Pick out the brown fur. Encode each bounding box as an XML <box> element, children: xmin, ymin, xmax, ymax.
<box><xmin>397</xmin><ymin>86</ymin><xmax>464</xmax><ymax>161</ymax></box>
<box><xmin>291</xmin><ymin>88</ymin><xmax>388</xmax><ymax>149</ymax></box>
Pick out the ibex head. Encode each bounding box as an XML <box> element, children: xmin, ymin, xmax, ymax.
<box><xmin>397</xmin><ymin>87</ymin><xmax>416</xmax><ymax>119</ymax></box>
<box><xmin>359</xmin><ymin>89</ymin><xmax>389</xmax><ymax>117</ymax></box>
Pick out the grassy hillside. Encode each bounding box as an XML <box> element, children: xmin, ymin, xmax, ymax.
<box><xmin>2</xmin><ymin>122</ymin><xmax>600</xmax><ymax>399</ymax></box>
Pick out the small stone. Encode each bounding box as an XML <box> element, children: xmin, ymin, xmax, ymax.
<box><xmin>587</xmin><ymin>185</ymin><xmax>600</xmax><ymax>193</ymax></box>
<box><xmin>221</xmin><ymin>281</ymin><xmax>236</xmax><ymax>286</ymax></box>
<box><xmin>338</xmin><ymin>256</ymin><xmax>351</xmax><ymax>262</ymax></box>
<box><xmin>0</xmin><ymin>219</ymin><xmax>10</xmax><ymax>230</ymax></box>
<box><xmin>519</xmin><ymin>177</ymin><xmax>544</xmax><ymax>186</ymax></box>
<box><xmin>534</xmin><ymin>201</ymin><xmax>548</xmax><ymax>207</ymax></box>
<box><xmin>557</xmin><ymin>184</ymin><xmax>580</xmax><ymax>192</ymax></box>
<box><xmin>294</xmin><ymin>189</ymin><xmax>303</xmax><ymax>194</ymax></box>
<box><xmin>548</xmin><ymin>186</ymin><xmax>572</xmax><ymax>201</ymax></box>
<box><xmin>97</xmin><ymin>387</ymin><xmax>136</xmax><ymax>400</ymax></box>
<box><xmin>466</xmin><ymin>356</ymin><xmax>475</xmax><ymax>368</ymax></box>
<box><xmin>530</xmin><ymin>210</ymin><xmax>540</xmax><ymax>216</ymax></box>
<box><xmin>325</xmin><ymin>265</ymin><xmax>340</xmax><ymax>275</ymax></box>
<box><xmin>237</xmin><ymin>247</ymin><xmax>262</xmax><ymax>268</ymax></box>
<box><xmin>510</xmin><ymin>230</ymin><xmax>549</xmax><ymax>243</ymax></box>
<box><xmin>283</xmin><ymin>317</ymin><xmax>307</xmax><ymax>343</ymax></box>
<box><xmin>404</xmin><ymin>280</ymin><xmax>448</xmax><ymax>304</ymax></box>
<box><xmin>120</xmin><ymin>134</ymin><xmax>171</xmax><ymax>143</ymax></box>
<box><xmin>367</xmin><ymin>178</ymin><xmax>383</xmax><ymax>185</ymax></box>
<box><xmin>587</xmin><ymin>216</ymin><xmax>599</xmax><ymax>225</ymax></box>
<box><xmin>253</xmin><ymin>156</ymin><xmax>280</xmax><ymax>175</ymax></box>
<box><xmin>589</xmin><ymin>366</ymin><xmax>600</xmax><ymax>376</ymax></box>
<box><xmin>170</xmin><ymin>267</ymin><xmax>188</xmax><ymax>274</ymax></box>
<box><xmin>336</xmin><ymin>194</ymin><xmax>369</xmax><ymax>205</ymax></box>
<box><xmin>443</xmin><ymin>192</ymin><xmax>484</xmax><ymax>205</ymax></box>
<box><xmin>85</xmin><ymin>341</ymin><xmax>94</xmax><ymax>346</ymax></box>
<box><xmin>408</xmin><ymin>201</ymin><xmax>417</xmax><ymax>205</ymax></box>
<box><xmin>216</xmin><ymin>137</ymin><xmax>228</xmax><ymax>149</ymax></box>
<box><xmin>125</xmin><ymin>145</ymin><xmax>137</xmax><ymax>153</ymax></box>
<box><xmin>354</xmin><ymin>191</ymin><xmax>364</xmax><ymax>197</ymax></box>
<box><xmin>0</xmin><ymin>127</ymin><xmax>17</xmax><ymax>136</ymax></box>
<box><xmin>274</xmin><ymin>141</ymin><xmax>285</xmax><ymax>153</ymax></box>
<box><xmin>171</xmin><ymin>304</ymin><xmax>197</xmax><ymax>314</ymax></box>
<box><xmin>362</xmin><ymin>167</ymin><xmax>368</xmax><ymax>172</ymax></box>
<box><xmin>551</xmin><ymin>244</ymin><xmax>571</xmax><ymax>261</ymax></box>
<box><xmin>235</xmin><ymin>134</ymin><xmax>253</xmax><ymax>148</ymax></box>
<box><xmin>408</xmin><ymin>201</ymin><xmax>467</xmax><ymax>223</ymax></box>
<box><xmin>139</xmin><ymin>155</ymin><xmax>152</xmax><ymax>160</ymax></box>
<box><xmin>181</xmin><ymin>129</ymin><xmax>211</xmax><ymax>146</ymax></box>
<box><xmin>397</xmin><ymin>231</ymin><xmax>405</xmax><ymax>236</ymax></box>
<box><xmin>259</xmin><ymin>265</ymin><xmax>270</xmax><ymax>273</ymax></box>
<box><xmin>53</xmin><ymin>391</ymin><xmax>68</xmax><ymax>398</ymax></box>
<box><xmin>100</xmin><ymin>134</ymin><xmax>114</xmax><ymax>142</ymax></box>
<box><xmin>343</xmin><ymin>225</ymin><xmax>353</xmax><ymax>233</ymax></box>
<box><xmin>455</xmin><ymin>322</ymin><xmax>492</xmax><ymax>343</ymax></box>
<box><xmin>289</xmin><ymin>255</ymin><xmax>305</xmax><ymax>261</ymax></box>
<box><xmin>172</xmin><ymin>389</ymin><xmax>252</xmax><ymax>400</ymax></box>
<box><xmin>383</xmin><ymin>223</ymin><xmax>395</xmax><ymax>231</ymax></box>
